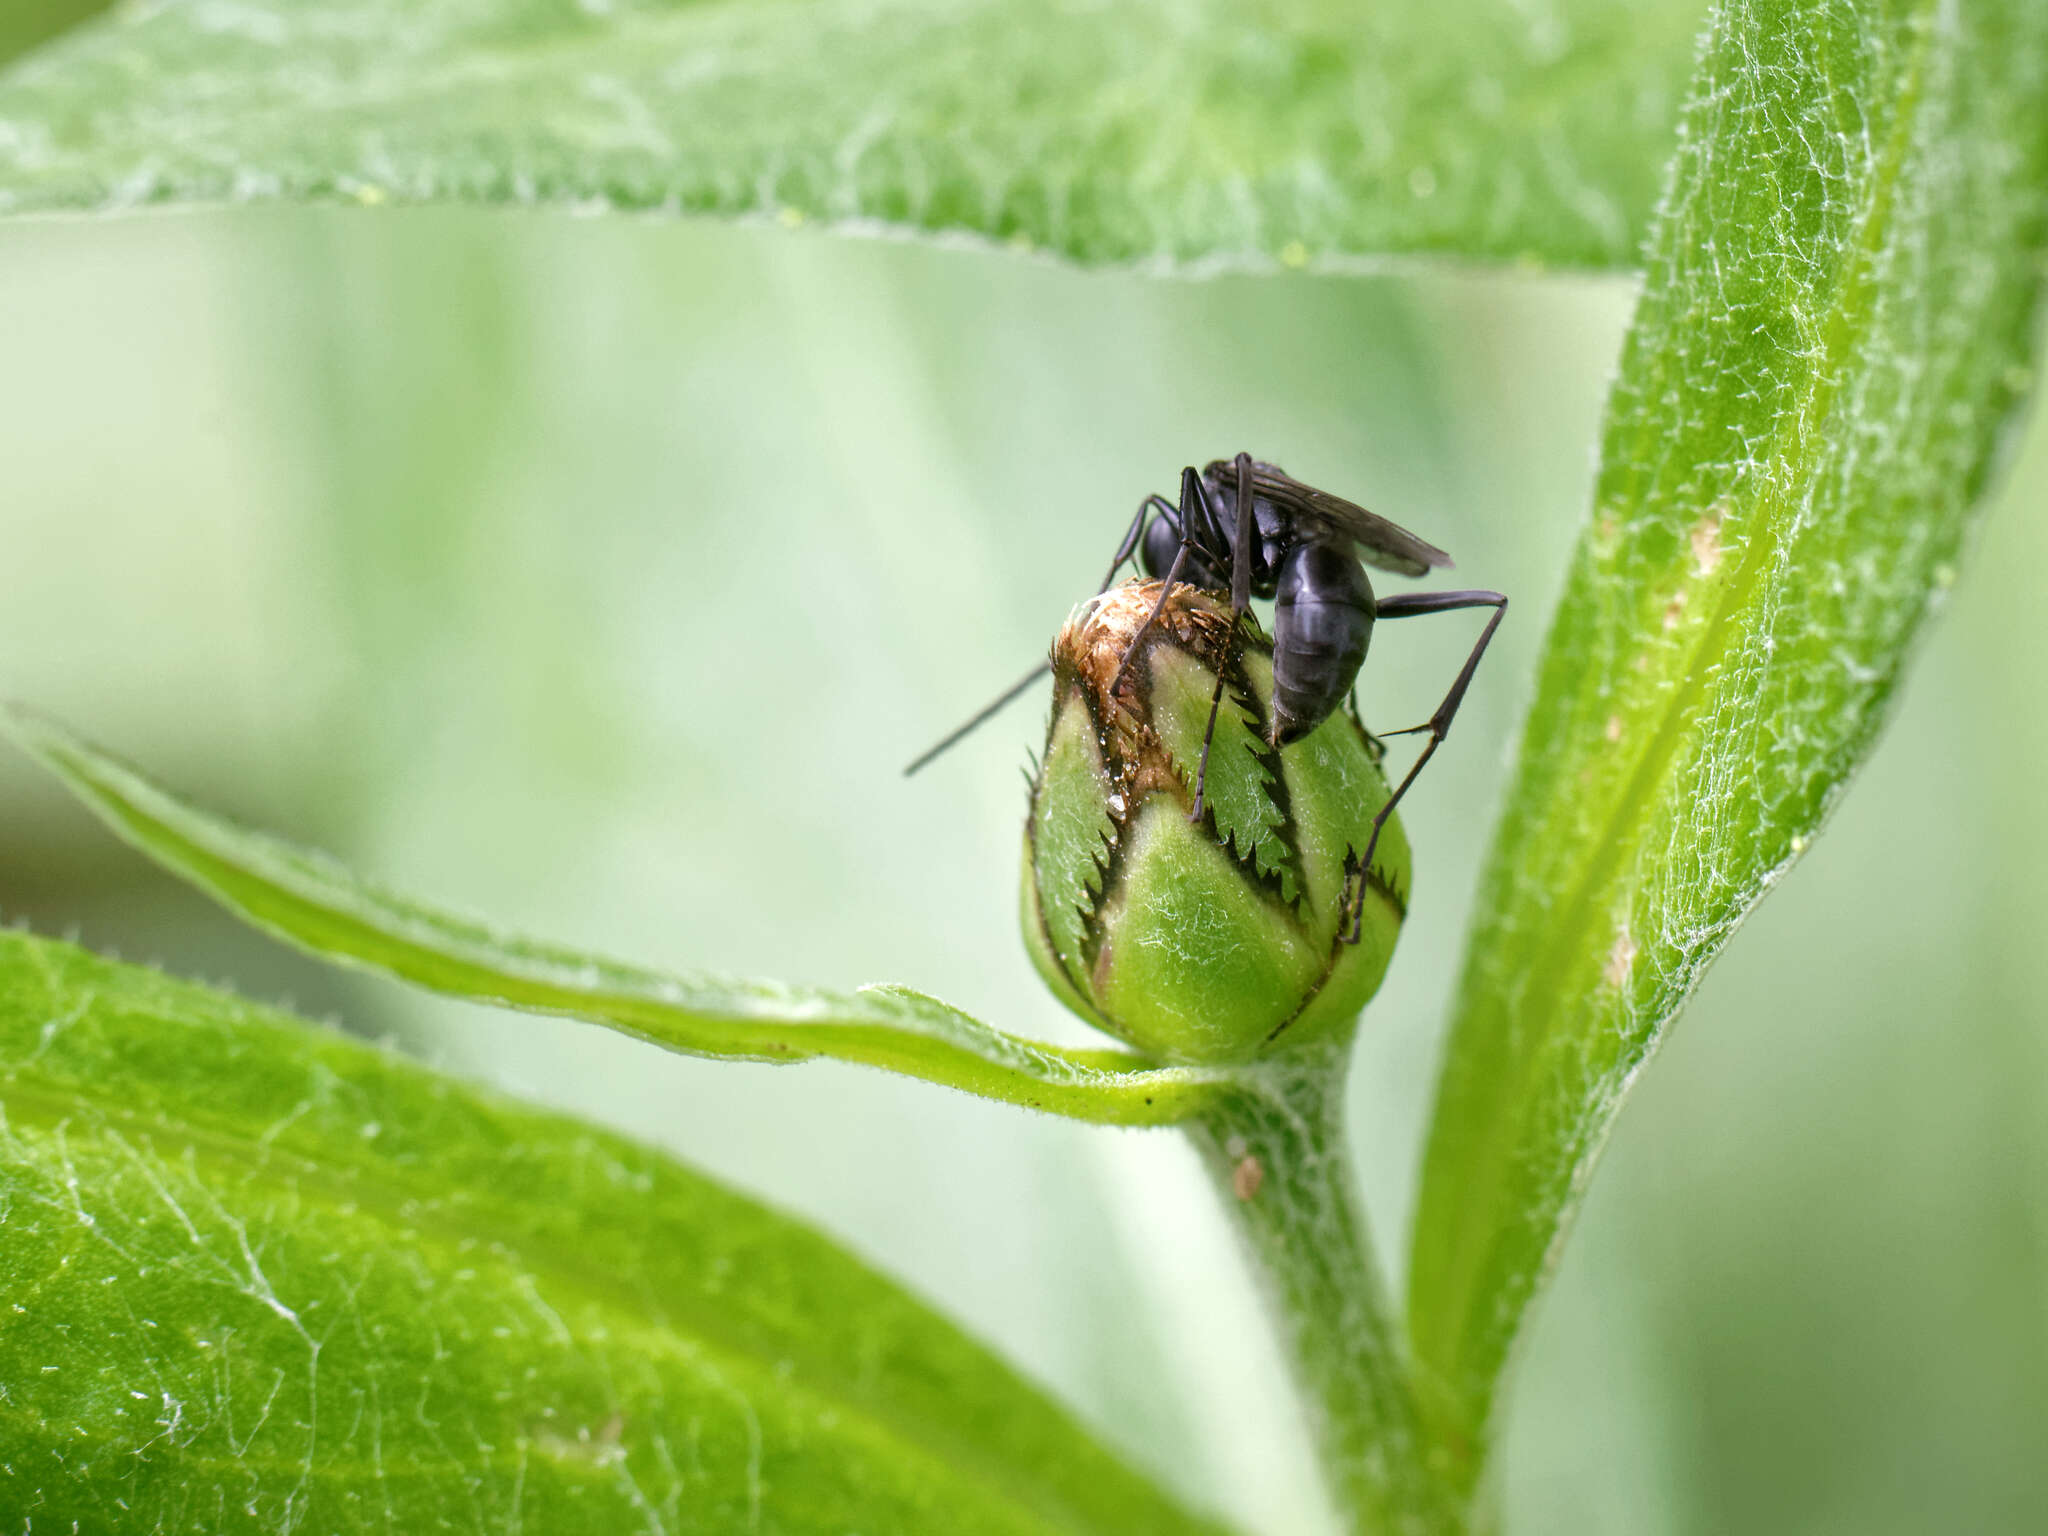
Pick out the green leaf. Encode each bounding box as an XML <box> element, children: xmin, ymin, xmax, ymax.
<box><xmin>0</xmin><ymin>929</ymin><xmax>1229</xmax><ymax>1533</ymax></box>
<box><xmin>0</xmin><ymin>0</ymin><xmax>1707</xmax><ymax>270</ymax></box>
<box><xmin>2</xmin><ymin>707</ymin><xmax>1225</xmax><ymax>1127</ymax></box>
<box><xmin>0</xmin><ymin>0</ymin><xmax>109</xmax><ymax>71</ymax></box>
<box><xmin>1408</xmin><ymin>0</ymin><xmax>2048</xmax><ymax>1473</ymax></box>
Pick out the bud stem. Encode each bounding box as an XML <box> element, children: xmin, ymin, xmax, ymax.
<box><xmin>1188</xmin><ymin>1041</ymin><xmax>1462</xmax><ymax>1535</ymax></box>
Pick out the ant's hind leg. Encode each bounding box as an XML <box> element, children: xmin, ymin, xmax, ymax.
<box><xmin>1344</xmin><ymin>588</ymin><xmax>1508</xmax><ymax>941</ymax></box>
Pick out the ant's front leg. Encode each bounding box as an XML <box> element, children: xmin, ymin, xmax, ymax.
<box><xmin>904</xmin><ymin>489</ymin><xmax>1187</xmax><ymax>780</ymax></box>
<box><xmin>1188</xmin><ymin>453</ymin><xmax>1257</xmax><ymax>822</ymax></box>
<box><xmin>1109</xmin><ymin>468</ymin><xmax>1209</xmax><ymax>695</ymax></box>
<box><xmin>1098</xmin><ymin>493</ymin><xmax>1179</xmax><ymax>595</ymax></box>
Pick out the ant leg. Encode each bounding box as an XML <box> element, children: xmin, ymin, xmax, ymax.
<box><xmin>1372</xmin><ymin>590</ymin><xmax>1509</xmax><ymax>738</ymax></box>
<box><xmin>1188</xmin><ymin>454</ymin><xmax>1258</xmax><ymax>821</ymax></box>
<box><xmin>1107</xmin><ymin>538</ymin><xmax>1191</xmax><ymax>694</ymax></box>
<box><xmin>1099</xmin><ymin>494</ymin><xmax>1178</xmax><ymax>594</ymax></box>
<box><xmin>1187</xmin><ymin>665</ymin><xmax>1229</xmax><ymax>821</ymax></box>
<box><xmin>1109</xmin><ymin>468</ymin><xmax>1209</xmax><ymax>694</ymax></box>
<box><xmin>1344</xmin><ymin>589</ymin><xmax>1508</xmax><ymax>940</ymax></box>
<box><xmin>1228</xmin><ymin>452</ymin><xmax>1255</xmax><ymax>615</ymax></box>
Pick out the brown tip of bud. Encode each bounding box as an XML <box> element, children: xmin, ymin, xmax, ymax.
<box><xmin>1056</xmin><ymin>582</ymin><xmax>1236</xmax><ymax>713</ymax></box>
<box><xmin>1054</xmin><ymin>581</ymin><xmax>1241</xmax><ymax>808</ymax></box>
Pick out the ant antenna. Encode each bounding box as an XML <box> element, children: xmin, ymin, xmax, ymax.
<box><xmin>902</xmin><ymin>659</ymin><xmax>1052</xmax><ymax>777</ymax></box>
<box><xmin>905</xmin><ymin>488</ymin><xmax>1186</xmax><ymax>780</ymax></box>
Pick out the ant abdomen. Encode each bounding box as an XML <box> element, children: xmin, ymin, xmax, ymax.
<box><xmin>1270</xmin><ymin>542</ymin><xmax>1375</xmax><ymax>746</ymax></box>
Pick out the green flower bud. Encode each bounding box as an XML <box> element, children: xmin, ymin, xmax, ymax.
<box><xmin>1022</xmin><ymin>580</ymin><xmax>1410</xmax><ymax>1065</ymax></box>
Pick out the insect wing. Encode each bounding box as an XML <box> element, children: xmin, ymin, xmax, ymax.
<box><xmin>1215</xmin><ymin>461</ymin><xmax>1454</xmax><ymax>577</ymax></box>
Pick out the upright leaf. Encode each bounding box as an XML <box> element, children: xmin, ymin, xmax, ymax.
<box><xmin>0</xmin><ymin>930</ymin><xmax>1228</xmax><ymax>1534</ymax></box>
<box><xmin>0</xmin><ymin>0</ymin><xmax>1704</xmax><ymax>270</ymax></box>
<box><xmin>1408</xmin><ymin>0</ymin><xmax>2048</xmax><ymax>1470</ymax></box>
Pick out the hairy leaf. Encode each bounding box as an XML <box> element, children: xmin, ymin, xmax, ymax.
<box><xmin>0</xmin><ymin>0</ymin><xmax>1705</xmax><ymax>270</ymax></box>
<box><xmin>0</xmin><ymin>929</ymin><xmax>1228</xmax><ymax>1534</ymax></box>
<box><xmin>1408</xmin><ymin>0</ymin><xmax>2048</xmax><ymax>1471</ymax></box>
<box><xmin>3</xmin><ymin>708</ymin><xmax>1225</xmax><ymax>1126</ymax></box>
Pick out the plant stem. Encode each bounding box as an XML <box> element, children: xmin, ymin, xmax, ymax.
<box><xmin>1188</xmin><ymin>1039</ymin><xmax>1459</xmax><ymax>1536</ymax></box>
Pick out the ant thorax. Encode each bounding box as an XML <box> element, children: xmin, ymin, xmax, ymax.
<box><xmin>1140</xmin><ymin>477</ymin><xmax>1292</xmax><ymax>596</ymax></box>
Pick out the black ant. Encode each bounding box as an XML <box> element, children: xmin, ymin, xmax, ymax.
<box><xmin>908</xmin><ymin>454</ymin><xmax>1505</xmax><ymax>942</ymax></box>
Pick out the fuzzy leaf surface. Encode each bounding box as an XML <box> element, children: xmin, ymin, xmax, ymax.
<box><xmin>0</xmin><ymin>0</ymin><xmax>1705</xmax><ymax>270</ymax></box>
<box><xmin>4</xmin><ymin>708</ymin><xmax>1224</xmax><ymax>1126</ymax></box>
<box><xmin>0</xmin><ymin>929</ymin><xmax>1230</xmax><ymax>1534</ymax></box>
<box><xmin>1407</xmin><ymin>0</ymin><xmax>2048</xmax><ymax>1469</ymax></box>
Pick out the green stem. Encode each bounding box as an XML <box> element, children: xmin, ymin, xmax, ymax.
<box><xmin>1188</xmin><ymin>1039</ymin><xmax>1459</xmax><ymax>1536</ymax></box>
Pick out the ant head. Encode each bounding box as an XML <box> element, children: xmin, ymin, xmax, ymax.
<box><xmin>1140</xmin><ymin>512</ymin><xmax>1226</xmax><ymax>588</ymax></box>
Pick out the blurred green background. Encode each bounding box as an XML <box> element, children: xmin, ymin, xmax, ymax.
<box><xmin>1</xmin><ymin>208</ymin><xmax>2042</xmax><ymax>1535</ymax></box>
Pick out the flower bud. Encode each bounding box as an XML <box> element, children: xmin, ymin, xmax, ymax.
<box><xmin>1021</xmin><ymin>581</ymin><xmax>1410</xmax><ymax>1065</ymax></box>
